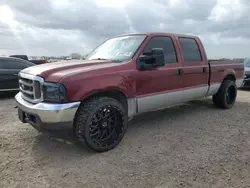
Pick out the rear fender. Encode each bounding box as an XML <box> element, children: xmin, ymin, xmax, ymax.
<box><xmin>220</xmin><ymin>69</ymin><xmax>236</xmax><ymax>82</ymax></box>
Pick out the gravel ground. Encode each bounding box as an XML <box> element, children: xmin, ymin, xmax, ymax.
<box><xmin>0</xmin><ymin>91</ymin><xmax>250</xmax><ymax>188</ymax></box>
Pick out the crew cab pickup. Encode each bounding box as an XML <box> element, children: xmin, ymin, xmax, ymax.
<box><xmin>15</xmin><ymin>33</ymin><xmax>244</xmax><ymax>152</ymax></box>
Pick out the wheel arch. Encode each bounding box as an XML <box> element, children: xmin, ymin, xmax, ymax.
<box><xmin>221</xmin><ymin>69</ymin><xmax>236</xmax><ymax>83</ymax></box>
<box><xmin>216</xmin><ymin>74</ymin><xmax>236</xmax><ymax>94</ymax></box>
<box><xmin>223</xmin><ymin>74</ymin><xmax>236</xmax><ymax>82</ymax></box>
<box><xmin>80</xmin><ymin>89</ymin><xmax>129</xmax><ymax>111</ymax></box>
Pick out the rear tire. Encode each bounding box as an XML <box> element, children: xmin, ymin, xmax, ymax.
<box><xmin>74</xmin><ymin>97</ymin><xmax>128</xmax><ymax>152</ymax></box>
<box><xmin>212</xmin><ymin>80</ymin><xmax>237</xmax><ymax>109</ymax></box>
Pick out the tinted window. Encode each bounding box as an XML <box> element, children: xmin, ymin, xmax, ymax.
<box><xmin>179</xmin><ymin>38</ymin><xmax>202</xmax><ymax>62</ymax></box>
<box><xmin>143</xmin><ymin>36</ymin><xmax>177</xmax><ymax>63</ymax></box>
<box><xmin>2</xmin><ymin>59</ymin><xmax>33</xmax><ymax>69</ymax></box>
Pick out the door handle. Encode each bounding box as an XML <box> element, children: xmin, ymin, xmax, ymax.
<box><xmin>202</xmin><ymin>67</ymin><xmax>206</xmax><ymax>73</ymax></box>
<box><xmin>13</xmin><ymin>74</ymin><xmax>18</xmax><ymax>76</ymax></box>
<box><xmin>178</xmin><ymin>68</ymin><xmax>183</xmax><ymax>76</ymax></box>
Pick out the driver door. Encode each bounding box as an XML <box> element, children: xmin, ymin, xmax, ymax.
<box><xmin>135</xmin><ymin>35</ymin><xmax>184</xmax><ymax>114</ymax></box>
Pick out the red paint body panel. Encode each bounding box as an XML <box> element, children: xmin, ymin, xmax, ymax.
<box><xmin>22</xmin><ymin>33</ymin><xmax>244</xmax><ymax>102</ymax></box>
<box><xmin>209</xmin><ymin>61</ymin><xmax>244</xmax><ymax>84</ymax></box>
<box><xmin>134</xmin><ymin>66</ymin><xmax>183</xmax><ymax>97</ymax></box>
<box><xmin>182</xmin><ymin>65</ymin><xmax>209</xmax><ymax>88</ymax></box>
<box><xmin>60</xmin><ymin>62</ymin><xmax>137</xmax><ymax>101</ymax></box>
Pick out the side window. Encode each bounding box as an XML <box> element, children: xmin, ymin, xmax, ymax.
<box><xmin>3</xmin><ymin>59</ymin><xmax>30</xmax><ymax>69</ymax></box>
<box><xmin>179</xmin><ymin>38</ymin><xmax>202</xmax><ymax>62</ymax></box>
<box><xmin>143</xmin><ymin>36</ymin><xmax>177</xmax><ymax>64</ymax></box>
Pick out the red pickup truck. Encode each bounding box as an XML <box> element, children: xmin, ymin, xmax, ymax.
<box><xmin>15</xmin><ymin>32</ymin><xmax>244</xmax><ymax>152</ymax></box>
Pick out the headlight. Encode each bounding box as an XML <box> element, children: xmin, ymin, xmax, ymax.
<box><xmin>43</xmin><ymin>82</ymin><xmax>67</xmax><ymax>103</ymax></box>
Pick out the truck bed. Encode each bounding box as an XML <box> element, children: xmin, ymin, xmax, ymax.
<box><xmin>208</xmin><ymin>59</ymin><xmax>244</xmax><ymax>90</ymax></box>
<box><xmin>208</xmin><ymin>60</ymin><xmax>243</xmax><ymax>65</ymax></box>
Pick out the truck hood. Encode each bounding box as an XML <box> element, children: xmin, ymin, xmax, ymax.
<box><xmin>21</xmin><ymin>59</ymin><xmax>121</xmax><ymax>82</ymax></box>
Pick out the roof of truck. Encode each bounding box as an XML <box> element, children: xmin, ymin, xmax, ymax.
<box><xmin>117</xmin><ymin>32</ymin><xmax>199</xmax><ymax>39</ymax></box>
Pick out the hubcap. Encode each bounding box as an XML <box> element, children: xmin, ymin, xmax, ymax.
<box><xmin>102</xmin><ymin>121</ymin><xmax>108</xmax><ymax>128</ymax></box>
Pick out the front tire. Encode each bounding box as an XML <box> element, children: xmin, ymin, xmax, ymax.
<box><xmin>212</xmin><ymin>80</ymin><xmax>237</xmax><ymax>109</ymax></box>
<box><xmin>75</xmin><ymin>97</ymin><xmax>128</xmax><ymax>152</ymax></box>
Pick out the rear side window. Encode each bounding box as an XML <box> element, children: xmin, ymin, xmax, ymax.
<box><xmin>3</xmin><ymin>59</ymin><xmax>32</xmax><ymax>69</ymax></box>
<box><xmin>179</xmin><ymin>38</ymin><xmax>202</xmax><ymax>62</ymax></box>
<box><xmin>143</xmin><ymin>36</ymin><xmax>177</xmax><ymax>64</ymax></box>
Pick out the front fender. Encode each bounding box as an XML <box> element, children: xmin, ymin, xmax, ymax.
<box><xmin>66</xmin><ymin>74</ymin><xmax>135</xmax><ymax>102</ymax></box>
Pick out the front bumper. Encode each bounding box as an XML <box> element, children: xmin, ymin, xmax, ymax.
<box><xmin>15</xmin><ymin>92</ymin><xmax>80</xmax><ymax>131</ymax></box>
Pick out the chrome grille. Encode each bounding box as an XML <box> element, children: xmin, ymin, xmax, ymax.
<box><xmin>18</xmin><ymin>72</ymin><xmax>44</xmax><ymax>103</ymax></box>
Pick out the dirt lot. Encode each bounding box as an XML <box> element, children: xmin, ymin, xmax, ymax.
<box><xmin>0</xmin><ymin>91</ymin><xmax>250</xmax><ymax>188</ymax></box>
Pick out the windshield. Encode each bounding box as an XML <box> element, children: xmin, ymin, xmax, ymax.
<box><xmin>86</xmin><ymin>35</ymin><xmax>147</xmax><ymax>62</ymax></box>
<box><xmin>244</xmin><ymin>58</ymin><xmax>250</xmax><ymax>67</ymax></box>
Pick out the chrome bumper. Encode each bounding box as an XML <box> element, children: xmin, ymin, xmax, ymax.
<box><xmin>15</xmin><ymin>92</ymin><xmax>80</xmax><ymax>131</ymax></box>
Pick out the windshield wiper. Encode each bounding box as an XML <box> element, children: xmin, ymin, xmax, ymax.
<box><xmin>90</xmin><ymin>58</ymin><xmax>123</xmax><ymax>62</ymax></box>
<box><xmin>111</xmin><ymin>59</ymin><xmax>123</xmax><ymax>62</ymax></box>
<box><xmin>91</xmin><ymin>58</ymin><xmax>108</xmax><ymax>60</ymax></box>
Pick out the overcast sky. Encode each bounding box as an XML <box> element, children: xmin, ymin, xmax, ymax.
<box><xmin>0</xmin><ymin>0</ymin><xmax>249</xmax><ymax>58</ymax></box>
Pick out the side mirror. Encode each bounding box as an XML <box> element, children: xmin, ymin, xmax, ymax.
<box><xmin>137</xmin><ymin>48</ymin><xmax>165</xmax><ymax>70</ymax></box>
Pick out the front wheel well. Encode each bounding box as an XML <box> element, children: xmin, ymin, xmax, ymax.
<box><xmin>223</xmin><ymin>74</ymin><xmax>236</xmax><ymax>82</ymax></box>
<box><xmin>73</xmin><ymin>90</ymin><xmax>128</xmax><ymax>132</ymax></box>
<box><xmin>81</xmin><ymin>90</ymin><xmax>128</xmax><ymax>111</ymax></box>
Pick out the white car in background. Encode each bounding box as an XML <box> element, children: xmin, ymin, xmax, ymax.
<box><xmin>242</xmin><ymin>58</ymin><xmax>250</xmax><ymax>88</ymax></box>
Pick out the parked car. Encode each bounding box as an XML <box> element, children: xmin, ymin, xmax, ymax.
<box><xmin>0</xmin><ymin>57</ymin><xmax>35</xmax><ymax>92</ymax></box>
<box><xmin>242</xmin><ymin>58</ymin><xmax>250</xmax><ymax>87</ymax></box>
<box><xmin>9</xmin><ymin>55</ymin><xmax>48</xmax><ymax>65</ymax></box>
<box><xmin>15</xmin><ymin>32</ymin><xmax>244</xmax><ymax>152</ymax></box>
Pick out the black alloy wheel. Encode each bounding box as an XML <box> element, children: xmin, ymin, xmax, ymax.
<box><xmin>225</xmin><ymin>85</ymin><xmax>237</xmax><ymax>106</ymax></box>
<box><xmin>89</xmin><ymin>105</ymin><xmax>123</xmax><ymax>148</ymax></box>
<box><xmin>212</xmin><ymin>80</ymin><xmax>237</xmax><ymax>109</ymax></box>
<box><xmin>75</xmin><ymin>97</ymin><xmax>128</xmax><ymax>152</ymax></box>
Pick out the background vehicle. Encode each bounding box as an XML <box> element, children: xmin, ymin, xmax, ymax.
<box><xmin>9</xmin><ymin>55</ymin><xmax>48</xmax><ymax>65</ymax></box>
<box><xmin>15</xmin><ymin>32</ymin><xmax>244</xmax><ymax>152</ymax></box>
<box><xmin>0</xmin><ymin>57</ymin><xmax>35</xmax><ymax>92</ymax></box>
<box><xmin>242</xmin><ymin>58</ymin><xmax>250</xmax><ymax>87</ymax></box>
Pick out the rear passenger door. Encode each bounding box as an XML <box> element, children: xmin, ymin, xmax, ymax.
<box><xmin>136</xmin><ymin>35</ymin><xmax>183</xmax><ymax>113</ymax></box>
<box><xmin>177</xmin><ymin>37</ymin><xmax>209</xmax><ymax>101</ymax></box>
